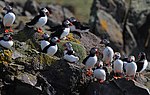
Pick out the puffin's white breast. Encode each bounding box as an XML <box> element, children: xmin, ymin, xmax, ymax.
<box><xmin>60</xmin><ymin>28</ymin><xmax>70</xmax><ymax>39</ymax></box>
<box><xmin>113</xmin><ymin>59</ymin><xmax>123</xmax><ymax>73</ymax></box>
<box><xmin>0</xmin><ymin>40</ymin><xmax>13</xmax><ymax>49</ymax></box>
<box><xmin>102</xmin><ymin>46</ymin><xmax>114</xmax><ymax>64</ymax></box>
<box><xmin>40</xmin><ymin>40</ymin><xmax>50</xmax><ymax>50</ymax></box>
<box><xmin>3</xmin><ymin>12</ymin><xmax>16</xmax><ymax>27</ymax></box>
<box><xmin>47</xmin><ymin>45</ymin><xmax>58</xmax><ymax>56</ymax></box>
<box><xmin>85</xmin><ymin>55</ymin><xmax>97</xmax><ymax>69</ymax></box>
<box><xmin>94</xmin><ymin>69</ymin><xmax>106</xmax><ymax>81</ymax></box>
<box><xmin>125</xmin><ymin>62</ymin><xmax>137</xmax><ymax>76</ymax></box>
<box><xmin>64</xmin><ymin>54</ymin><xmax>79</xmax><ymax>63</ymax></box>
<box><xmin>140</xmin><ymin>60</ymin><xmax>148</xmax><ymax>73</ymax></box>
<box><xmin>35</xmin><ymin>16</ymin><xmax>47</xmax><ymax>28</ymax></box>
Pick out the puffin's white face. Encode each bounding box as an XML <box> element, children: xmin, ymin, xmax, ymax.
<box><xmin>128</xmin><ymin>56</ymin><xmax>135</xmax><ymax>62</ymax></box>
<box><xmin>69</xmin><ymin>17</ymin><xmax>77</xmax><ymax>23</ymax></box>
<box><xmin>63</xmin><ymin>20</ymin><xmax>73</xmax><ymax>26</ymax></box>
<box><xmin>90</xmin><ymin>48</ymin><xmax>98</xmax><ymax>55</ymax></box>
<box><xmin>42</xmin><ymin>33</ymin><xmax>50</xmax><ymax>39</ymax></box>
<box><xmin>114</xmin><ymin>52</ymin><xmax>121</xmax><ymax>59</ymax></box>
<box><xmin>3</xmin><ymin>34</ymin><xmax>12</xmax><ymax>41</ymax></box>
<box><xmin>51</xmin><ymin>37</ymin><xmax>60</xmax><ymax>43</ymax></box>
<box><xmin>41</xmin><ymin>8</ymin><xmax>49</xmax><ymax>13</ymax></box>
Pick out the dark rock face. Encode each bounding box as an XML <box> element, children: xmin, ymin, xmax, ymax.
<box><xmin>23</xmin><ymin>0</ymin><xmax>39</xmax><ymax>15</ymax></box>
<box><xmin>89</xmin><ymin>8</ymin><xmax>123</xmax><ymax>52</ymax></box>
<box><xmin>85</xmin><ymin>79</ymin><xmax>150</xmax><ymax>95</ymax></box>
<box><xmin>41</xmin><ymin>60</ymin><xmax>82</xmax><ymax>95</ymax></box>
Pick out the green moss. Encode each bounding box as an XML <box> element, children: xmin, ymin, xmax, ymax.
<box><xmin>39</xmin><ymin>53</ymin><xmax>59</xmax><ymax>66</ymax></box>
<box><xmin>57</xmin><ymin>41</ymin><xmax>86</xmax><ymax>63</ymax></box>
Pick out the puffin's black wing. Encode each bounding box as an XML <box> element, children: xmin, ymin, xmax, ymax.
<box><xmin>136</xmin><ymin>61</ymin><xmax>144</xmax><ymax>72</ymax></box>
<box><xmin>26</xmin><ymin>15</ymin><xmax>41</xmax><ymax>26</ymax></box>
<box><xmin>50</xmin><ymin>27</ymin><xmax>65</xmax><ymax>39</ymax></box>
<box><xmin>82</xmin><ymin>55</ymin><xmax>90</xmax><ymax>65</ymax></box>
<box><xmin>49</xmin><ymin>25</ymin><xmax>62</xmax><ymax>32</ymax></box>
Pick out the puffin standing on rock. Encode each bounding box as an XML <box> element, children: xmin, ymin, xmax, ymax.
<box><xmin>68</xmin><ymin>17</ymin><xmax>90</xmax><ymax>37</ymax></box>
<box><xmin>136</xmin><ymin>52</ymin><xmax>148</xmax><ymax>74</ymax></box>
<box><xmin>63</xmin><ymin>42</ymin><xmax>79</xmax><ymax>63</ymax></box>
<box><xmin>124</xmin><ymin>56</ymin><xmax>137</xmax><ymax>80</ymax></box>
<box><xmin>40</xmin><ymin>33</ymin><xmax>60</xmax><ymax>56</ymax></box>
<box><xmin>2</xmin><ymin>5</ymin><xmax>16</xmax><ymax>33</ymax></box>
<box><xmin>113</xmin><ymin>52</ymin><xmax>123</xmax><ymax>79</ymax></box>
<box><xmin>68</xmin><ymin>17</ymin><xmax>90</xmax><ymax>32</ymax></box>
<box><xmin>100</xmin><ymin>39</ymin><xmax>114</xmax><ymax>66</ymax></box>
<box><xmin>26</xmin><ymin>8</ymin><xmax>50</xmax><ymax>33</ymax></box>
<box><xmin>82</xmin><ymin>47</ymin><xmax>98</xmax><ymax>76</ymax></box>
<box><xmin>0</xmin><ymin>34</ymin><xmax>13</xmax><ymax>49</ymax></box>
<box><xmin>93</xmin><ymin>61</ymin><xmax>106</xmax><ymax>83</ymax></box>
<box><xmin>50</xmin><ymin>19</ymin><xmax>73</xmax><ymax>40</ymax></box>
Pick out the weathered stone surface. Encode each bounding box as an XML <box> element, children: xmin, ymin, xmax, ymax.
<box><xmin>90</xmin><ymin>9</ymin><xmax>123</xmax><ymax>52</ymax></box>
<box><xmin>85</xmin><ymin>78</ymin><xmax>150</xmax><ymax>95</ymax></box>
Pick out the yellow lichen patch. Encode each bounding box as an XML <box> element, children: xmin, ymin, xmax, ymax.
<box><xmin>67</xmin><ymin>33</ymin><xmax>81</xmax><ymax>44</ymax></box>
<box><xmin>0</xmin><ymin>49</ymin><xmax>12</xmax><ymax>63</ymax></box>
<box><xmin>100</xmin><ymin>19</ymin><xmax>108</xmax><ymax>31</ymax></box>
<box><xmin>39</xmin><ymin>53</ymin><xmax>59</xmax><ymax>66</ymax></box>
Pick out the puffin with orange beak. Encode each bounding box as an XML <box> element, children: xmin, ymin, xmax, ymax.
<box><xmin>82</xmin><ymin>47</ymin><xmax>98</xmax><ymax>76</ymax></box>
<box><xmin>3</xmin><ymin>5</ymin><xmax>16</xmax><ymax>33</ymax></box>
<box><xmin>26</xmin><ymin>8</ymin><xmax>50</xmax><ymax>33</ymax></box>
<box><xmin>50</xmin><ymin>19</ymin><xmax>73</xmax><ymax>40</ymax></box>
<box><xmin>0</xmin><ymin>33</ymin><xmax>13</xmax><ymax>49</ymax></box>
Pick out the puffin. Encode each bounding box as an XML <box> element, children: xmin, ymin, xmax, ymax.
<box><xmin>124</xmin><ymin>56</ymin><xmax>137</xmax><ymax>80</ymax></box>
<box><xmin>136</xmin><ymin>52</ymin><xmax>148</xmax><ymax>73</ymax></box>
<box><xmin>50</xmin><ymin>19</ymin><xmax>73</xmax><ymax>40</ymax></box>
<box><xmin>100</xmin><ymin>39</ymin><xmax>114</xmax><ymax>66</ymax></box>
<box><xmin>63</xmin><ymin>43</ymin><xmax>79</xmax><ymax>63</ymax></box>
<box><xmin>68</xmin><ymin>17</ymin><xmax>90</xmax><ymax>37</ymax></box>
<box><xmin>113</xmin><ymin>52</ymin><xmax>123</xmax><ymax>79</ymax></box>
<box><xmin>2</xmin><ymin>5</ymin><xmax>16</xmax><ymax>33</ymax></box>
<box><xmin>26</xmin><ymin>8</ymin><xmax>49</xmax><ymax>33</ymax></box>
<box><xmin>0</xmin><ymin>34</ymin><xmax>13</xmax><ymax>49</ymax></box>
<box><xmin>40</xmin><ymin>35</ymin><xmax>60</xmax><ymax>56</ymax></box>
<box><xmin>82</xmin><ymin>47</ymin><xmax>98</xmax><ymax>76</ymax></box>
<box><xmin>93</xmin><ymin>61</ymin><xmax>106</xmax><ymax>83</ymax></box>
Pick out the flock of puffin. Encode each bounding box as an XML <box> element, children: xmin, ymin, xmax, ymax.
<box><xmin>0</xmin><ymin>4</ymin><xmax>149</xmax><ymax>83</ymax></box>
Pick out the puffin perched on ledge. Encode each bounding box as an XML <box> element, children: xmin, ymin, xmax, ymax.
<box><xmin>40</xmin><ymin>33</ymin><xmax>60</xmax><ymax>56</ymax></box>
<box><xmin>26</xmin><ymin>8</ymin><xmax>50</xmax><ymax>33</ymax></box>
<box><xmin>50</xmin><ymin>19</ymin><xmax>73</xmax><ymax>40</ymax></box>
<box><xmin>63</xmin><ymin>42</ymin><xmax>79</xmax><ymax>63</ymax></box>
<box><xmin>136</xmin><ymin>52</ymin><xmax>148</xmax><ymax>74</ymax></box>
<box><xmin>0</xmin><ymin>33</ymin><xmax>13</xmax><ymax>49</ymax></box>
<box><xmin>2</xmin><ymin>5</ymin><xmax>16</xmax><ymax>33</ymax></box>
<box><xmin>82</xmin><ymin>47</ymin><xmax>98</xmax><ymax>76</ymax></box>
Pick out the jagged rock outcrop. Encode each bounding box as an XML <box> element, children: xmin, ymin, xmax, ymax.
<box><xmin>89</xmin><ymin>9</ymin><xmax>123</xmax><ymax>53</ymax></box>
<box><xmin>84</xmin><ymin>78</ymin><xmax>150</xmax><ymax>95</ymax></box>
<box><xmin>127</xmin><ymin>0</ymin><xmax>150</xmax><ymax>60</ymax></box>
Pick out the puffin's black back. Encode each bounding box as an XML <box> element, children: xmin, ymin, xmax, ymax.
<box><xmin>26</xmin><ymin>15</ymin><xmax>41</xmax><ymax>26</ymax></box>
<box><xmin>136</xmin><ymin>61</ymin><xmax>145</xmax><ymax>72</ymax></box>
<box><xmin>82</xmin><ymin>55</ymin><xmax>90</xmax><ymax>65</ymax></box>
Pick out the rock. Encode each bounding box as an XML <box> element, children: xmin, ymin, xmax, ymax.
<box><xmin>41</xmin><ymin>60</ymin><xmax>82</xmax><ymax>95</ymax></box>
<box><xmin>85</xmin><ymin>78</ymin><xmax>150</xmax><ymax>95</ymax></box>
<box><xmin>79</xmin><ymin>32</ymin><xmax>102</xmax><ymax>52</ymax></box>
<box><xmin>23</xmin><ymin>0</ymin><xmax>39</xmax><ymax>15</ymax></box>
<box><xmin>90</xmin><ymin>0</ymin><xmax>126</xmax><ymax>24</ymax></box>
<box><xmin>89</xmin><ymin>9</ymin><xmax>123</xmax><ymax>53</ymax></box>
<box><xmin>46</xmin><ymin>4</ymin><xmax>74</xmax><ymax>28</ymax></box>
<box><xmin>127</xmin><ymin>0</ymin><xmax>150</xmax><ymax>60</ymax></box>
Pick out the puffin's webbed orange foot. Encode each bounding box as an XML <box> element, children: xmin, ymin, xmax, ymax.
<box><xmin>5</xmin><ymin>29</ymin><xmax>9</xmax><ymax>33</ymax></box>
